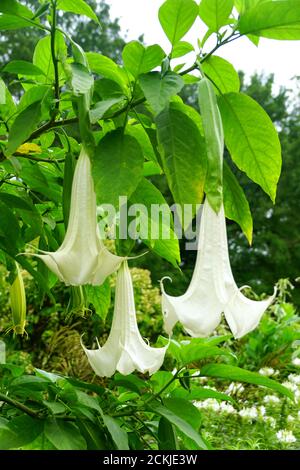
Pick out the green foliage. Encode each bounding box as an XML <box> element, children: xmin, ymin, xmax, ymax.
<box><xmin>159</xmin><ymin>0</ymin><xmax>198</xmax><ymax>46</ymax></box>
<box><xmin>199</xmin><ymin>0</ymin><xmax>234</xmax><ymax>32</ymax></box>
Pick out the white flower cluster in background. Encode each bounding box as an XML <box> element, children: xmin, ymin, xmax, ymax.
<box><xmin>276</xmin><ymin>430</ymin><xmax>297</xmax><ymax>444</ymax></box>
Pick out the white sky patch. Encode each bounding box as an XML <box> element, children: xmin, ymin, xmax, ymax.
<box><xmin>107</xmin><ymin>0</ymin><xmax>300</xmax><ymax>90</ymax></box>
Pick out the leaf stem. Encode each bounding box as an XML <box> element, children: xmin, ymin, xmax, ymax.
<box><xmin>50</xmin><ymin>0</ymin><xmax>60</xmax><ymax>117</ymax></box>
<box><xmin>0</xmin><ymin>392</ymin><xmax>41</xmax><ymax>419</ymax></box>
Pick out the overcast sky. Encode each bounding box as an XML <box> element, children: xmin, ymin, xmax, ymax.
<box><xmin>107</xmin><ymin>0</ymin><xmax>300</xmax><ymax>91</ymax></box>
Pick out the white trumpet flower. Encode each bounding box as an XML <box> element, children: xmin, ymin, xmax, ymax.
<box><xmin>82</xmin><ymin>261</ymin><xmax>167</xmax><ymax>377</ymax></box>
<box><xmin>161</xmin><ymin>199</ymin><xmax>276</xmax><ymax>339</ymax></box>
<box><xmin>30</xmin><ymin>148</ymin><xmax>124</xmax><ymax>286</ymax></box>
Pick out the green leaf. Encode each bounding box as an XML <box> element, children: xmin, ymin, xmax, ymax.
<box><xmin>199</xmin><ymin>0</ymin><xmax>234</xmax><ymax>32</ymax></box>
<box><xmin>171</xmin><ymin>41</ymin><xmax>194</xmax><ymax>58</ymax></box>
<box><xmin>0</xmin><ymin>416</ymin><xmax>44</xmax><ymax>450</ymax></box>
<box><xmin>201</xmin><ymin>364</ymin><xmax>294</xmax><ymax>399</ymax></box>
<box><xmin>57</xmin><ymin>0</ymin><xmax>99</xmax><ymax>23</ymax></box>
<box><xmin>140</xmin><ymin>71</ymin><xmax>184</xmax><ymax>115</ymax></box>
<box><xmin>159</xmin><ymin>0</ymin><xmax>199</xmax><ymax>45</ymax></box>
<box><xmin>0</xmin><ymin>79</ymin><xmax>16</xmax><ymax>121</ymax></box>
<box><xmin>122</xmin><ymin>41</ymin><xmax>165</xmax><ymax>78</ymax></box>
<box><xmin>150</xmin><ymin>401</ymin><xmax>207</xmax><ymax>449</ymax></box>
<box><xmin>202</xmin><ymin>55</ymin><xmax>240</xmax><ymax>94</ymax></box>
<box><xmin>90</xmin><ymin>97</ymin><xmax>126</xmax><ymax>124</ymax></box>
<box><xmin>238</xmin><ymin>0</ymin><xmax>300</xmax><ymax>40</ymax></box>
<box><xmin>172</xmin><ymin>386</ymin><xmax>234</xmax><ymax>403</ymax></box>
<box><xmin>33</xmin><ymin>33</ymin><xmax>67</xmax><ymax>84</ymax></box>
<box><xmin>129</xmin><ymin>178</ymin><xmax>181</xmax><ymax>267</ymax></box>
<box><xmin>93</xmin><ymin>129</ymin><xmax>144</xmax><ymax>207</ymax></box>
<box><xmin>223</xmin><ymin>161</ymin><xmax>253</xmax><ymax>244</ymax></box>
<box><xmin>0</xmin><ymin>192</ymin><xmax>43</xmax><ymax>235</ymax></box>
<box><xmin>85</xmin><ymin>280</ymin><xmax>111</xmax><ymax>321</ymax></box>
<box><xmin>164</xmin><ymin>397</ymin><xmax>202</xmax><ymax>430</ymax></box>
<box><xmin>103</xmin><ymin>415</ymin><xmax>129</xmax><ymax>450</ymax></box>
<box><xmin>70</xmin><ymin>62</ymin><xmax>94</xmax><ymax>95</ymax></box>
<box><xmin>44</xmin><ymin>419</ymin><xmax>87</xmax><ymax>450</ymax></box>
<box><xmin>234</xmin><ymin>0</ymin><xmax>262</xmax><ymax>14</ymax></box>
<box><xmin>0</xmin><ymin>0</ymin><xmax>33</xmax><ymax>17</ymax></box>
<box><xmin>6</xmin><ymin>101</ymin><xmax>42</xmax><ymax>156</ymax></box>
<box><xmin>3</xmin><ymin>60</ymin><xmax>45</xmax><ymax>76</ymax></box>
<box><xmin>158</xmin><ymin>417</ymin><xmax>179</xmax><ymax>450</ymax></box>
<box><xmin>77</xmin><ymin>420</ymin><xmax>106</xmax><ymax>450</ymax></box>
<box><xmin>0</xmin><ymin>14</ymin><xmax>36</xmax><ymax>30</ymax></box>
<box><xmin>179</xmin><ymin>344</ymin><xmax>232</xmax><ymax>366</ymax></box>
<box><xmin>0</xmin><ymin>79</ymin><xmax>5</xmax><ymax>104</ymax></box>
<box><xmin>127</xmin><ymin>124</ymin><xmax>159</xmax><ymax>164</ymax></box>
<box><xmin>218</xmin><ymin>92</ymin><xmax>282</xmax><ymax>202</ymax></box>
<box><xmin>156</xmin><ymin>102</ymin><xmax>207</xmax><ymax>212</ymax></box>
<box><xmin>87</xmin><ymin>52</ymin><xmax>128</xmax><ymax>93</ymax></box>
<box><xmin>198</xmin><ymin>77</ymin><xmax>223</xmax><ymax>212</ymax></box>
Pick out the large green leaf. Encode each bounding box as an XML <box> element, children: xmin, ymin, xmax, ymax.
<box><xmin>158</xmin><ymin>417</ymin><xmax>179</xmax><ymax>450</ymax></box>
<box><xmin>0</xmin><ymin>0</ymin><xmax>33</xmax><ymax>17</ymax></box>
<box><xmin>172</xmin><ymin>386</ymin><xmax>234</xmax><ymax>403</ymax></box>
<box><xmin>199</xmin><ymin>0</ymin><xmax>234</xmax><ymax>32</ymax></box>
<box><xmin>156</xmin><ymin>102</ymin><xmax>207</xmax><ymax>213</ymax></box>
<box><xmin>171</xmin><ymin>41</ymin><xmax>194</xmax><ymax>58</ymax></box>
<box><xmin>44</xmin><ymin>419</ymin><xmax>87</xmax><ymax>450</ymax></box>
<box><xmin>198</xmin><ymin>77</ymin><xmax>223</xmax><ymax>212</ymax></box>
<box><xmin>201</xmin><ymin>364</ymin><xmax>294</xmax><ymax>399</ymax></box>
<box><xmin>140</xmin><ymin>71</ymin><xmax>184</xmax><ymax>115</ymax></box>
<box><xmin>234</xmin><ymin>0</ymin><xmax>263</xmax><ymax>14</ymax></box>
<box><xmin>90</xmin><ymin>97</ymin><xmax>126</xmax><ymax>124</ymax></box>
<box><xmin>127</xmin><ymin>124</ymin><xmax>159</xmax><ymax>164</ymax></box>
<box><xmin>6</xmin><ymin>100</ymin><xmax>42</xmax><ymax>156</ymax></box>
<box><xmin>0</xmin><ymin>416</ymin><xmax>44</xmax><ymax>450</ymax></box>
<box><xmin>159</xmin><ymin>0</ymin><xmax>199</xmax><ymax>45</ymax></box>
<box><xmin>0</xmin><ymin>14</ymin><xmax>36</xmax><ymax>30</ymax></box>
<box><xmin>223</xmin><ymin>162</ymin><xmax>253</xmax><ymax>244</ymax></box>
<box><xmin>33</xmin><ymin>32</ymin><xmax>67</xmax><ymax>84</ymax></box>
<box><xmin>150</xmin><ymin>401</ymin><xmax>207</xmax><ymax>449</ymax></box>
<box><xmin>93</xmin><ymin>129</ymin><xmax>144</xmax><ymax>207</ymax></box>
<box><xmin>85</xmin><ymin>280</ymin><xmax>111</xmax><ymax>322</ymax></box>
<box><xmin>122</xmin><ymin>41</ymin><xmax>165</xmax><ymax>78</ymax></box>
<box><xmin>87</xmin><ymin>52</ymin><xmax>128</xmax><ymax>93</ymax></box>
<box><xmin>238</xmin><ymin>0</ymin><xmax>300</xmax><ymax>40</ymax></box>
<box><xmin>57</xmin><ymin>0</ymin><xmax>99</xmax><ymax>23</ymax></box>
<box><xmin>103</xmin><ymin>415</ymin><xmax>129</xmax><ymax>450</ymax></box>
<box><xmin>3</xmin><ymin>60</ymin><xmax>45</xmax><ymax>76</ymax></box>
<box><xmin>202</xmin><ymin>55</ymin><xmax>240</xmax><ymax>94</ymax></box>
<box><xmin>218</xmin><ymin>92</ymin><xmax>282</xmax><ymax>202</ymax></box>
<box><xmin>70</xmin><ymin>62</ymin><xmax>94</xmax><ymax>95</ymax></box>
<box><xmin>129</xmin><ymin>178</ymin><xmax>181</xmax><ymax>267</ymax></box>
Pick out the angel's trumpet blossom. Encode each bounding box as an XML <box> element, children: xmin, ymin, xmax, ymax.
<box><xmin>161</xmin><ymin>199</ymin><xmax>276</xmax><ymax>339</ymax></box>
<box><xmin>82</xmin><ymin>261</ymin><xmax>167</xmax><ymax>377</ymax></box>
<box><xmin>30</xmin><ymin>148</ymin><xmax>124</xmax><ymax>286</ymax></box>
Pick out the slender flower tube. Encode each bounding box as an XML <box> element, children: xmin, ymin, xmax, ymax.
<box><xmin>9</xmin><ymin>263</ymin><xmax>26</xmax><ymax>335</ymax></box>
<box><xmin>82</xmin><ymin>261</ymin><xmax>167</xmax><ymax>377</ymax></box>
<box><xmin>29</xmin><ymin>148</ymin><xmax>124</xmax><ymax>286</ymax></box>
<box><xmin>161</xmin><ymin>199</ymin><xmax>276</xmax><ymax>339</ymax></box>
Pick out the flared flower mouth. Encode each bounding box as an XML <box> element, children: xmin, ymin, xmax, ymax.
<box><xmin>82</xmin><ymin>260</ymin><xmax>168</xmax><ymax>377</ymax></box>
<box><xmin>21</xmin><ymin>148</ymin><xmax>124</xmax><ymax>286</ymax></box>
<box><xmin>161</xmin><ymin>199</ymin><xmax>276</xmax><ymax>339</ymax></box>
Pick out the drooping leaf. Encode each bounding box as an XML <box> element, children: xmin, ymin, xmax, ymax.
<box><xmin>198</xmin><ymin>77</ymin><xmax>223</xmax><ymax>212</ymax></box>
<box><xmin>218</xmin><ymin>92</ymin><xmax>282</xmax><ymax>202</ymax></box>
<box><xmin>140</xmin><ymin>71</ymin><xmax>184</xmax><ymax>115</ymax></box>
<box><xmin>199</xmin><ymin>0</ymin><xmax>234</xmax><ymax>32</ymax></box>
<box><xmin>159</xmin><ymin>0</ymin><xmax>199</xmax><ymax>45</ymax></box>
<box><xmin>57</xmin><ymin>0</ymin><xmax>99</xmax><ymax>23</ymax></box>
<box><xmin>90</xmin><ymin>97</ymin><xmax>126</xmax><ymax>124</ymax></box>
<box><xmin>3</xmin><ymin>60</ymin><xmax>45</xmax><ymax>76</ymax></box>
<box><xmin>102</xmin><ymin>415</ymin><xmax>129</xmax><ymax>450</ymax></box>
<box><xmin>129</xmin><ymin>178</ymin><xmax>181</xmax><ymax>267</ymax></box>
<box><xmin>122</xmin><ymin>41</ymin><xmax>165</xmax><ymax>78</ymax></box>
<box><xmin>93</xmin><ymin>129</ymin><xmax>144</xmax><ymax>207</ymax></box>
<box><xmin>156</xmin><ymin>102</ymin><xmax>207</xmax><ymax>216</ymax></box>
<box><xmin>158</xmin><ymin>417</ymin><xmax>179</xmax><ymax>450</ymax></box>
<box><xmin>150</xmin><ymin>401</ymin><xmax>207</xmax><ymax>449</ymax></box>
<box><xmin>6</xmin><ymin>101</ymin><xmax>42</xmax><ymax>156</ymax></box>
<box><xmin>44</xmin><ymin>419</ymin><xmax>87</xmax><ymax>450</ymax></box>
<box><xmin>85</xmin><ymin>280</ymin><xmax>111</xmax><ymax>321</ymax></box>
<box><xmin>238</xmin><ymin>0</ymin><xmax>300</xmax><ymax>40</ymax></box>
<box><xmin>223</xmin><ymin>161</ymin><xmax>253</xmax><ymax>244</ymax></box>
<box><xmin>70</xmin><ymin>62</ymin><xmax>94</xmax><ymax>95</ymax></box>
<box><xmin>200</xmin><ymin>364</ymin><xmax>294</xmax><ymax>399</ymax></box>
<box><xmin>202</xmin><ymin>55</ymin><xmax>240</xmax><ymax>94</ymax></box>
